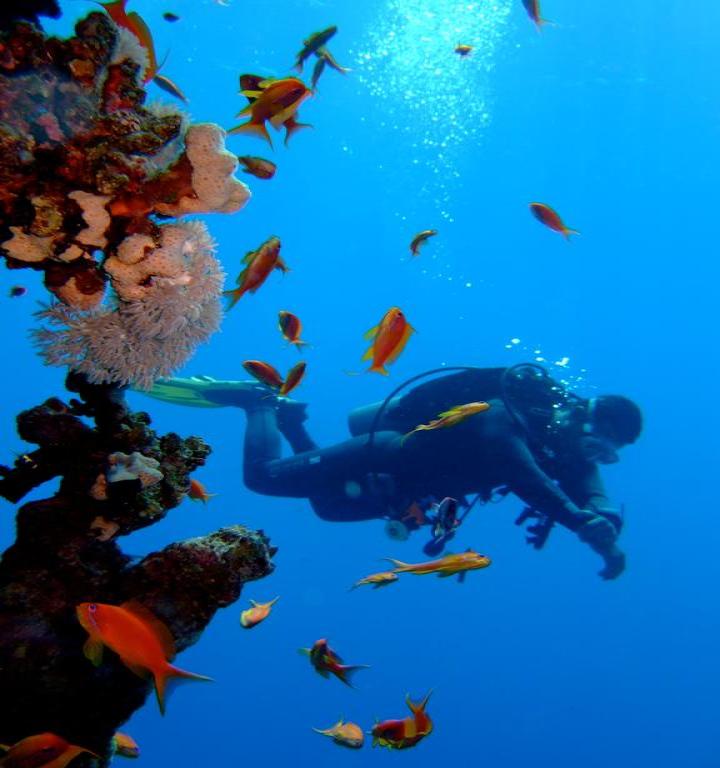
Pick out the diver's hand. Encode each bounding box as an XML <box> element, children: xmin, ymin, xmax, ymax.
<box><xmin>598</xmin><ymin>545</ymin><xmax>626</xmax><ymax>580</ymax></box>
<box><xmin>576</xmin><ymin>512</ymin><xmax>625</xmax><ymax>580</ymax></box>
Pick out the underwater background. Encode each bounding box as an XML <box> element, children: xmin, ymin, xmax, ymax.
<box><xmin>1</xmin><ymin>0</ymin><xmax>718</xmax><ymax>765</ymax></box>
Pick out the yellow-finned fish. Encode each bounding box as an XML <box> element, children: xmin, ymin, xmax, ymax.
<box><xmin>350</xmin><ymin>570</ymin><xmax>399</xmax><ymax>590</ymax></box>
<box><xmin>313</xmin><ymin>719</ymin><xmax>364</xmax><ymax>749</ymax></box>
<box><xmin>385</xmin><ymin>550</ymin><xmax>491</xmax><ymax>579</ymax></box>
<box><xmin>362</xmin><ymin>307</ymin><xmax>415</xmax><ymax>375</ymax></box>
<box><xmin>240</xmin><ymin>597</ymin><xmax>279</xmax><ymax>629</ymax></box>
<box><xmin>402</xmin><ymin>401</ymin><xmax>490</xmax><ymax>442</ymax></box>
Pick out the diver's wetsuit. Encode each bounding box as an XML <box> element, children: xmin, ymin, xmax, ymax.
<box><xmin>243</xmin><ymin>378</ymin><xmax>614</xmax><ymax>531</ymax></box>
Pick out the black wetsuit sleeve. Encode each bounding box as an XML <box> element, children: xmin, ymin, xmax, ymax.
<box><xmin>555</xmin><ymin>462</ymin><xmax>614</xmax><ymax>515</ymax></box>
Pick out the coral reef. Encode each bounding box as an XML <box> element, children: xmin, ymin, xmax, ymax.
<box><xmin>0</xmin><ymin>13</ymin><xmax>249</xmax><ymax>387</ymax></box>
<box><xmin>0</xmin><ymin>374</ymin><xmax>275</xmax><ymax>761</ymax></box>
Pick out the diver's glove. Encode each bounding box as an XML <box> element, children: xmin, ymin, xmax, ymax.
<box><xmin>575</xmin><ymin>511</ymin><xmax>626</xmax><ymax>580</ymax></box>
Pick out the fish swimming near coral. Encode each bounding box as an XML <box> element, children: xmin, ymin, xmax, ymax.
<box><xmin>112</xmin><ymin>732</ymin><xmax>140</xmax><ymax>759</ymax></box>
<box><xmin>385</xmin><ymin>550</ymin><xmax>492</xmax><ymax>580</ymax></box>
<box><xmin>313</xmin><ymin>719</ymin><xmax>365</xmax><ymax>749</ymax></box>
<box><xmin>300</xmin><ymin>638</ymin><xmax>370</xmax><ymax>687</ymax></box>
<box><xmin>529</xmin><ymin>202</ymin><xmax>579</xmax><ymax>239</ymax></box>
<box><xmin>237</xmin><ymin>155</ymin><xmax>277</xmax><ymax>180</ymax></box>
<box><xmin>350</xmin><ymin>570</ymin><xmax>399</xmax><ymax>590</ymax></box>
<box><xmin>240</xmin><ymin>596</ymin><xmax>279</xmax><ymax>628</ymax></box>
<box><xmin>0</xmin><ymin>733</ymin><xmax>98</xmax><ymax>768</ymax></box>
<box><xmin>371</xmin><ymin>691</ymin><xmax>433</xmax><ymax>750</ymax></box>
<box><xmin>224</xmin><ymin>236</ymin><xmax>287</xmax><ymax>309</ymax></box>
<box><xmin>362</xmin><ymin>307</ymin><xmax>415</xmax><ymax>375</ymax></box>
<box><xmin>76</xmin><ymin>601</ymin><xmax>212</xmax><ymax>714</ymax></box>
<box><xmin>188</xmin><ymin>478</ymin><xmax>216</xmax><ymax>503</ymax></box>
<box><xmin>402</xmin><ymin>401</ymin><xmax>491</xmax><ymax>442</ymax></box>
<box><xmin>409</xmin><ymin>229</ymin><xmax>437</xmax><ymax>256</ymax></box>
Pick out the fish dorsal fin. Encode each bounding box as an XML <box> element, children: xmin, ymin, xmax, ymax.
<box><xmin>121</xmin><ymin>600</ymin><xmax>176</xmax><ymax>660</ymax></box>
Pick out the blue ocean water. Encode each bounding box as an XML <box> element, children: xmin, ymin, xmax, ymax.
<box><xmin>1</xmin><ymin>0</ymin><xmax>718</xmax><ymax>765</ymax></box>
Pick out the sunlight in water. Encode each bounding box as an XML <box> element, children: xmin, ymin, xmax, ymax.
<box><xmin>353</xmin><ymin>0</ymin><xmax>512</xmax><ymax>220</ymax></box>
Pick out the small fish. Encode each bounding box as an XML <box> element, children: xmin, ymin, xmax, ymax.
<box><xmin>188</xmin><ymin>478</ymin><xmax>216</xmax><ymax>504</ymax></box>
<box><xmin>224</xmin><ymin>236</ymin><xmax>286</xmax><ymax>309</ymax></box>
<box><xmin>522</xmin><ymin>0</ymin><xmax>551</xmax><ymax>29</ymax></box>
<box><xmin>152</xmin><ymin>73</ymin><xmax>188</xmax><ymax>102</ymax></box>
<box><xmin>386</xmin><ymin>549</ymin><xmax>491</xmax><ymax>578</ymax></box>
<box><xmin>240</xmin><ymin>596</ymin><xmax>279</xmax><ymax>629</ymax></box>
<box><xmin>409</xmin><ymin>229</ymin><xmax>437</xmax><ymax>256</ymax></box>
<box><xmin>279</xmin><ymin>361</ymin><xmax>306</xmax><ymax>396</ymax></box>
<box><xmin>242</xmin><ymin>360</ymin><xmax>284</xmax><ymax>390</ymax></box>
<box><xmin>362</xmin><ymin>307</ymin><xmax>415</xmax><ymax>375</ymax></box>
<box><xmin>8</xmin><ymin>286</ymin><xmax>26</xmax><ymax>298</ymax></box>
<box><xmin>162</xmin><ymin>12</ymin><xmax>180</xmax><ymax>22</ymax></box>
<box><xmin>76</xmin><ymin>601</ymin><xmax>212</xmax><ymax>714</ymax></box>
<box><xmin>455</xmin><ymin>44</ymin><xmax>473</xmax><ymax>56</ymax></box>
<box><xmin>112</xmin><ymin>732</ymin><xmax>140</xmax><ymax>759</ymax></box>
<box><xmin>300</xmin><ymin>638</ymin><xmax>369</xmax><ymax>687</ymax></box>
<box><xmin>529</xmin><ymin>202</ymin><xmax>579</xmax><ymax>239</ymax></box>
<box><xmin>229</xmin><ymin>77</ymin><xmax>312</xmax><ymax>147</ymax></box>
<box><xmin>350</xmin><ymin>571</ymin><xmax>399</xmax><ymax>590</ymax></box>
<box><xmin>372</xmin><ymin>691</ymin><xmax>433</xmax><ymax>750</ymax></box>
<box><xmin>0</xmin><ymin>733</ymin><xmax>98</xmax><ymax>768</ymax></box>
<box><xmin>278</xmin><ymin>310</ymin><xmax>308</xmax><ymax>349</ymax></box>
<box><xmin>313</xmin><ymin>719</ymin><xmax>365</xmax><ymax>749</ymax></box>
<box><xmin>98</xmin><ymin>0</ymin><xmax>160</xmax><ymax>82</ymax></box>
<box><xmin>237</xmin><ymin>155</ymin><xmax>277</xmax><ymax>180</ymax></box>
<box><xmin>294</xmin><ymin>26</ymin><xmax>338</xmax><ymax>71</ymax></box>
<box><xmin>403</xmin><ymin>402</ymin><xmax>490</xmax><ymax>442</ymax></box>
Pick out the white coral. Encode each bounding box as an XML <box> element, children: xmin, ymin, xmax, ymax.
<box><xmin>107</xmin><ymin>451</ymin><xmax>163</xmax><ymax>486</ymax></box>
<box><xmin>1</xmin><ymin>227</ymin><xmax>55</xmax><ymax>262</ymax></box>
<box><xmin>33</xmin><ymin>220</ymin><xmax>224</xmax><ymax>389</ymax></box>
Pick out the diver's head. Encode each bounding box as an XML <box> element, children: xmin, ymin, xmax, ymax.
<box><xmin>578</xmin><ymin>395</ymin><xmax>643</xmax><ymax>464</ymax></box>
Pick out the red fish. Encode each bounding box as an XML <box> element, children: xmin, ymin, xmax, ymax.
<box><xmin>409</xmin><ymin>229</ymin><xmax>437</xmax><ymax>256</ymax></box>
<box><xmin>372</xmin><ymin>691</ymin><xmax>433</xmax><ymax>750</ymax></box>
<box><xmin>0</xmin><ymin>734</ymin><xmax>97</xmax><ymax>768</ymax></box>
<box><xmin>237</xmin><ymin>156</ymin><xmax>277</xmax><ymax>180</ymax></box>
<box><xmin>76</xmin><ymin>601</ymin><xmax>212</xmax><ymax>715</ymax></box>
<box><xmin>278</xmin><ymin>310</ymin><xmax>308</xmax><ymax>349</ymax></box>
<box><xmin>529</xmin><ymin>202</ymin><xmax>579</xmax><ymax>239</ymax></box>
<box><xmin>242</xmin><ymin>360</ymin><xmax>284</xmax><ymax>390</ymax></box>
<box><xmin>240</xmin><ymin>596</ymin><xmax>279</xmax><ymax>629</ymax></box>
<box><xmin>98</xmin><ymin>0</ymin><xmax>159</xmax><ymax>82</ymax></box>
<box><xmin>279</xmin><ymin>361</ymin><xmax>306</xmax><ymax>396</ymax></box>
<box><xmin>362</xmin><ymin>307</ymin><xmax>415</xmax><ymax>375</ymax></box>
<box><xmin>188</xmin><ymin>478</ymin><xmax>216</xmax><ymax>504</ymax></box>
<box><xmin>522</xmin><ymin>0</ymin><xmax>551</xmax><ymax>29</ymax></box>
<box><xmin>229</xmin><ymin>77</ymin><xmax>312</xmax><ymax>147</ymax></box>
<box><xmin>300</xmin><ymin>638</ymin><xmax>369</xmax><ymax>687</ymax></box>
<box><xmin>224</xmin><ymin>237</ymin><xmax>287</xmax><ymax>309</ymax></box>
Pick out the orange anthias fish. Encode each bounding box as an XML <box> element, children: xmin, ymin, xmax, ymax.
<box><xmin>188</xmin><ymin>478</ymin><xmax>216</xmax><ymax>504</ymax></box>
<box><xmin>300</xmin><ymin>639</ymin><xmax>369</xmax><ymax>687</ymax></box>
<box><xmin>0</xmin><ymin>733</ymin><xmax>98</xmax><ymax>768</ymax></box>
<box><xmin>242</xmin><ymin>360</ymin><xmax>284</xmax><ymax>390</ymax></box>
<box><xmin>98</xmin><ymin>0</ymin><xmax>159</xmax><ymax>81</ymax></box>
<box><xmin>278</xmin><ymin>310</ymin><xmax>308</xmax><ymax>350</ymax></box>
<box><xmin>529</xmin><ymin>203</ymin><xmax>578</xmax><ymax>239</ymax></box>
<box><xmin>112</xmin><ymin>732</ymin><xmax>140</xmax><ymax>759</ymax></box>
<box><xmin>224</xmin><ymin>236</ymin><xmax>287</xmax><ymax>309</ymax></box>
<box><xmin>402</xmin><ymin>401</ymin><xmax>491</xmax><ymax>442</ymax></box>
<box><xmin>362</xmin><ymin>307</ymin><xmax>415</xmax><ymax>375</ymax></box>
<box><xmin>522</xmin><ymin>0</ymin><xmax>551</xmax><ymax>29</ymax></box>
<box><xmin>409</xmin><ymin>229</ymin><xmax>437</xmax><ymax>256</ymax></box>
<box><xmin>279</xmin><ymin>361</ymin><xmax>306</xmax><ymax>396</ymax></box>
<box><xmin>229</xmin><ymin>77</ymin><xmax>312</xmax><ymax>147</ymax></box>
<box><xmin>350</xmin><ymin>570</ymin><xmax>399</xmax><ymax>590</ymax></box>
<box><xmin>313</xmin><ymin>719</ymin><xmax>364</xmax><ymax>749</ymax></box>
<box><xmin>386</xmin><ymin>550</ymin><xmax>492</xmax><ymax>580</ymax></box>
<box><xmin>76</xmin><ymin>601</ymin><xmax>212</xmax><ymax>715</ymax></box>
<box><xmin>240</xmin><ymin>596</ymin><xmax>279</xmax><ymax>629</ymax></box>
<box><xmin>455</xmin><ymin>44</ymin><xmax>473</xmax><ymax>56</ymax></box>
<box><xmin>372</xmin><ymin>692</ymin><xmax>433</xmax><ymax>750</ymax></box>
<box><xmin>237</xmin><ymin>156</ymin><xmax>277</xmax><ymax>180</ymax></box>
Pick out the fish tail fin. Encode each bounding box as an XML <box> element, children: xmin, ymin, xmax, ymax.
<box><xmin>292</xmin><ymin>339</ymin><xmax>310</xmax><ymax>352</ymax></box>
<box><xmin>284</xmin><ymin>120</ymin><xmax>312</xmax><ymax>146</ymax></box>
<box><xmin>369</xmin><ymin>364</ymin><xmax>389</xmax><ymax>375</ymax></box>
<box><xmin>298</xmin><ymin>647</ymin><xmax>311</xmax><ymax>657</ymax></box>
<box><xmin>155</xmin><ymin>664</ymin><xmax>213</xmax><ymax>716</ymax></box>
<box><xmin>223</xmin><ymin>287</ymin><xmax>245</xmax><ymax>311</ymax></box>
<box><xmin>338</xmin><ymin>663</ymin><xmax>370</xmax><ymax>687</ymax></box>
<box><xmin>227</xmin><ymin>120</ymin><xmax>273</xmax><ymax>147</ymax></box>
<box><xmin>406</xmin><ymin>689</ymin><xmax>433</xmax><ymax>714</ymax></box>
<box><xmin>563</xmin><ymin>227</ymin><xmax>580</xmax><ymax>240</ymax></box>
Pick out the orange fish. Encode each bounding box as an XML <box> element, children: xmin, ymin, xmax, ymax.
<box><xmin>350</xmin><ymin>570</ymin><xmax>399</xmax><ymax>590</ymax></box>
<box><xmin>300</xmin><ymin>638</ymin><xmax>369</xmax><ymax>687</ymax></box>
<box><xmin>402</xmin><ymin>402</ymin><xmax>490</xmax><ymax>442</ymax></box>
<box><xmin>409</xmin><ymin>229</ymin><xmax>437</xmax><ymax>256</ymax></box>
<box><xmin>279</xmin><ymin>361</ymin><xmax>306</xmax><ymax>396</ymax></box>
<box><xmin>522</xmin><ymin>0</ymin><xmax>551</xmax><ymax>29</ymax></box>
<box><xmin>76</xmin><ymin>601</ymin><xmax>212</xmax><ymax>715</ymax></box>
<box><xmin>98</xmin><ymin>0</ymin><xmax>159</xmax><ymax>82</ymax></box>
<box><xmin>371</xmin><ymin>691</ymin><xmax>433</xmax><ymax>750</ymax></box>
<box><xmin>385</xmin><ymin>549</ymin><xmax>492</xmax><ymax>579</ymax></box>
<box><xmin>278</xmin><ymin>310</ymin><xmax>308</xmax><ymax>349</ymax></box>
<box><xmin>188</xmin><ymin>478</ymin><xmax>216</xmax><ymax>504</ymax></box>
<box><xmin>229</xmin><ymin>77</ymin><xmax>312</xmax><ymax>147</ymax></box>
<box><xmin>224</xmin><ymin>236</ymin><xmax>287</xmax><ymax>309</ymax></box>
<box><xmin>313</xmin><ymin>719</ymin><xmax>364</xmax><ymax>749</ymax></box>
<box><xmin>111</xmin><ymin>732</ymin><xmax>140</xmax><ymax>759</ymax></box>
<box><xmin>455</xmin><ymin>44</ymin><xmax>473</xmax><ymax>56</ymax></box>
<box><xmin>529</xmin><ymin>202</ymin><xmax>578</xmax><ymax>239</ymax></box>
<box><xmin>237</xmin><ymin>156</ymin><xmax>277</xmax><ymax>180</ymax></box>
<box><xmin>240</xmin><ymin>596</ymin><xmax>279</xmax><ymax>629</ymax></box>
<box><xmin>242</xmin><ymin>360</ymin><xmax>284</xmax><ymax>390</ymax></box>
<box><xmin>0</xmin><ymin>733</ymin><xmax>98</xmax><ymax>768</ymax></box>
<box><xmin>362</xmin><ymin>307</ymin><xmax>415</xmax><ymax>375</ymax></box>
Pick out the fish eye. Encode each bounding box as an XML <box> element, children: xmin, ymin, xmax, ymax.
<box><xmin>89</xmin><ymin>603</ymin><xmax>97</xmax><ymax>612</ymax></box>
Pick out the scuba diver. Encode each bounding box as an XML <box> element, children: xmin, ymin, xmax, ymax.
<box><xmin>145</xmin><ymin>363</ymin><xmax>642</xmax><ymax>580</ymax></box>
